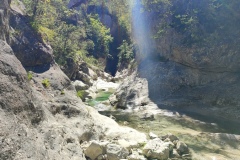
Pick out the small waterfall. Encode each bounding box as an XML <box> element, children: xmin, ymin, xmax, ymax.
<box><xmin>130</xmin><ymin>0</ymin><xmax>155</xmax><ymax>60</ymax></box>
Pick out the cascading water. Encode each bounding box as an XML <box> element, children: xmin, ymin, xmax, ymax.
<box><xmin>130</xmin><ymin>0</ymin><xmax>155</xmax><ymax>60</ymax></box>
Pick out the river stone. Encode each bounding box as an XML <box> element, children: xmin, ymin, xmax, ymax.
<box><xmin>109</xmin><ymin>94</ymin><xmax>118</xmax><ymax>106</ymax></box>
<box><xmin>106</xmin><ymin>143</ymin><xmax>129</xmax><ymax>160</ymax></box>
<box><xmin>117</xmin><ymin>139</ymin><xmax>139</xmax><ymax>151</ymax></box>
<box><xmin>84</xmin><ymin>140</ymin><xmax>108</xmax><ymax>160</ymax></box>
<box><xmin>127</xmin><ymin>151</ymin><xmax>147</xmax><ymax>160</ymax></box>
<box><xmin>176</xmin><ymin>141</ymin><xmax>189</xmax><ymax>155</ymax></box>
<box><xmin>149</xmin><ymin>132</ymin><xmax>158</xmax><ymax>139</ymax></box>
<box><xmin>162</xmin><ymin>133</ymin><xmax>179</xmax><ymax>141</ymax></box>
<box><xmin>142</xmin><ymin>138</ymin><xmax>170</xmax><ymax>160</ymax></box>
<box><xmin>94</xmin><ymin>103</ymin><xmax>111</xmax><ymax>111</ymax></box>
<box><xmin>139</xmin><ymin>112</ymin><xmax>155</xmax><ymax>121</ymax></box>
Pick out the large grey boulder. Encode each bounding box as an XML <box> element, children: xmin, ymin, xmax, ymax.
<box><xmin>142</xmin><ymin>138</ymin><xmax>170</xmax><ymax>160</ymax></box>
<box><xmin>127</xmin><ymin>151</ymin><xmax>147</xmax><ymax>160</ymax></box>
<box><xmin>72</xmin><ymin>80</ymin><xmax>89</xmax><ymax>90</ymax></box>
<box><xmin>115</xmin><ymin>73</ymin><xmax>150</xmax><ymax>109</ymax></box>
<box><xmin>83</xmin><ymin>140</ymin><xmax>109</xmax><ymax>160</ymax></box>
<box><xmin>176</xmin><ymin>141</ymin><xmax>189</xmax><ymax>155</ymax></box>
<box><xmin>106</xmin><ymin>143</ymin><xmax>129</xmax><ymax>160</ymax></box>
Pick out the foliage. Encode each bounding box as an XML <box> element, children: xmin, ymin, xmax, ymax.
<box><xmin>117</xmin><ymin>40</ymin><xmax>134</xmax><ymax>68</ymax></box>
<box><xmin>42</xmin><ymin>79</ymin><xmax>50</xmax><ymax>88</ymax></box>
<box><xmin>27</xmin><ymin>71</ymin><xmax>33</xmax><ymax>80</ymax></box>
<box><xmin>77</xmin><ymin>90</ymin><xmax>87</xmax><ymax>101</ymax></box>
<box><xmin>21</xmin><ymin>0</ymin><xmax>113</xmax><ymax>68</ymax></box>
<box><xmin>60</xmin><ymin>90</ymin><xmax>65</xmax><ymax>95</ymax></box>
<box><xmin>142</xmin><ymin>0</ymin><xmax>240</xmax><ymax>46</ymax></box>
<box><xmin>21</xmin><ymin>0</ymin><xmax>136</xmax><ymax>72</ymax></box>
<box><xmin>88</xmin><ymin>15</ymin><xmax>113</xmax><ymax>58</ymax></box>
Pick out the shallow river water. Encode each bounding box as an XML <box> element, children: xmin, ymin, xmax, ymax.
<box><xmin>87</xmin><ymin>91</ymin><xmax>240</xmax><ymax>160</ymax></box>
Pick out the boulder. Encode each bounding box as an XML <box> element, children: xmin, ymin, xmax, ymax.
<box><xmin>142</xmin><ymin>138</ymin><xmax>170</xmax><ymax>160</ymax></box>
<box><xmin>94</xmin><ymin>103</ymin><xmax>111</xmax><ymax>111</ymax></box>
<box><xmin>162</xmin><ymin>133</ymin><xmax>179</xmax><ymax>142</ymax></box>
<box><xmin>139</xmin><ymin>112</ymin><xmax>155</xmax><ymax>121</ymax></box>
<box><xmin>83</xmin><ymin>140</ymin><xmax>109</xmax><ymax>160</ymax></box>
<box><xmin>176</xmin><ymin>141</ymin><xmax>189</xmax><ymax>155</ymax></box>
<box><xmin>149</xmin><ymin>132</ymin><xmax>158</xmax><ymax>139</ymax></box>
<box><xmin>76</xmin><ymin>71</ymin><xmax>93</xmax><ymax>86</ymax></box>
<box><xmin>117</xmin><ymin>139</ymin><xmax>139</xmax><ymax>151</ymax></box>
<box><xmin>72</xmin><ymin>80</ymin><xmax>89</xmax><ymax>90</ymax></box>
<box><xmin>109</xmin><ymin>94</ymin><xmax>118</xmax><ymax>106</ymax></box>
<box><xmin>127</xmin><ymin>151</ymin><xmax>147</xmax><ymax>160</ymax></box>
<box><xmin>115</xmin><ymin>74</ymin><xmax>150</xmax><ymax>109</ymax></box>
<box><xmin>106</xmin><ymin>143</ymin><xmax>129</xmax><ymax>160</ymax></box>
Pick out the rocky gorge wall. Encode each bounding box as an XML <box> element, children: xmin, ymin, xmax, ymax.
<box><xmin>0</xmin><ymin>1</ymin><xmax>151</xmax><ymax>159</ymax></box>
<box><xmin>114</xmin><ymin>1</ymin><xmax>240</xmax><ymax>123</ymax></box>
<box><xmin>137</xmin><ymin>24</ymin><xmax>240</xmax><ymax>122</ymax></box>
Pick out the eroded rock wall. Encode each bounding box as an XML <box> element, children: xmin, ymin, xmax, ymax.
<box><xmin>0</xmin><ymin>1</ymin><xmax>148</xmax><ymax>159</ymax></box>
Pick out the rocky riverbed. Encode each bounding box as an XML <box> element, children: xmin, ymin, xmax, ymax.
<box><xmin>86</xmin><ymin>74</ymin><xmax>240</xmax><ymax>160</ymax></box>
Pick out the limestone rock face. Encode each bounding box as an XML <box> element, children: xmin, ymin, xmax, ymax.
<box><xmin>138</xmin><ymin>57</ymin><xmax>240</xmax><ymax>122</ymax></box>
<box><xmin>0</xmin><ymin>40</ymin><xmax>45</xmax><ymax>159</ymax></box>
<box><xmin>9</xmin><ymin>10</ymin><xmax>54</xmax><ymax>67</ymax></box>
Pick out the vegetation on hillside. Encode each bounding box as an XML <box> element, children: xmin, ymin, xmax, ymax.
<box><xmin>142</xmin><ymin>0</ymin><xmax>240</xmax><ymax>47</ymax></box>
<box><xmin>21</xmin><ymin>0</ymin><xmax>135</xmax><ymax>72</ymax></box>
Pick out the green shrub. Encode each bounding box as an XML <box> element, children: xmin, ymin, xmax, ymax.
<box><xmin>27</xmin><ymin>71</ymin><xmax>33</xmax><ymax>80</ymax></box>
<box><xmin>60</xmin><ymin>90</ymin><xmax>65</xmax><ymax>95</ymax></box>
<box><xmin>42</xmin><ymin>79</ymin><xmax>50</xmax><ymax>88</ymax></box>
<box><xmin>77</xmin><ymin>90</ymin><xmax>87</xmax><ymax>101</ymax></box>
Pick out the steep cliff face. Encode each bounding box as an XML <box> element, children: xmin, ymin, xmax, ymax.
<box><xmin>9</xmin><ymin>10</ymin><xmax>54</xmax><ymax>67</ymax></box>
<box><xmin>114</xmin><ymin>0</ymin><xmax>240</xmax><ymax>122</ymax></box>
<box><xmin>0</xmin><ymin>0</ymin><xmax>10</xmax><ymax>42</ymax></box>
<box><xmin>0</xmin><ymin>1</ymin><xmax>147</xmax><ymax>159</ymax></box>
<box><xmin>136</xmin><ymin>5</ymin><xmax>240</xmax><ymax>121</ymax></box>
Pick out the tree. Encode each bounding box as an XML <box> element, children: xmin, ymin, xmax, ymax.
<box><xmin>117</xmin><ymin>40</ymin><xmax>134</xmax><ymax>68</ymax></box>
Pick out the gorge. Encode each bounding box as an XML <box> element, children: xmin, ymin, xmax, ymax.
<box><xmin>1</xmin><ymin>0</ymin><xmax>240</xmax><ymax>160</ymax></box>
